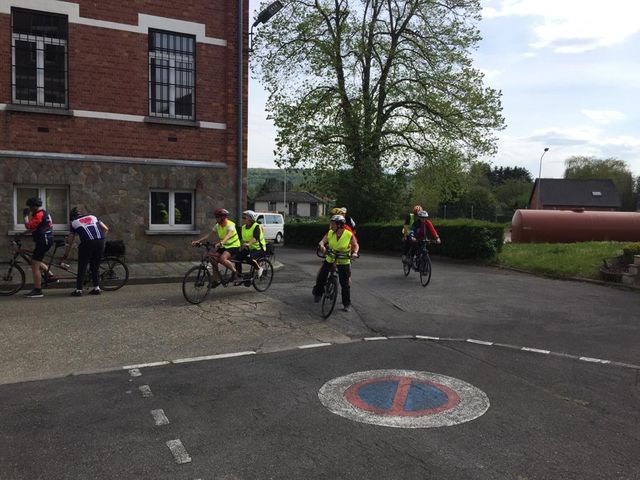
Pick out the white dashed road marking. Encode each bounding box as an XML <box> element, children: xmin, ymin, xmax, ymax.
<box><xmin>298</xmin><ymin>343</ymin><xmax>332</xmax><ymax>349</ymax></box>
<box><xmin>151</xmin><ymin>409</ymin><xmax>170</xmax><ymax>426</ymax></box>
<box><xmin>172</xmin><ymin>351</ymin><xmax>256</xmax><ymax>363</ymax></box>
<box><xmin>166</xmin><ymin>439</ymin><xmax>192</xmax><ymax>464</ymax></box>
<box><xmin>139</xmin><ymin>385</ymin><xmax>153</xmax><ymax>398</ymax></box>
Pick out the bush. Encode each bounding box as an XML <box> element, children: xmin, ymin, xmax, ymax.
<box><xmin>284</xmin><ymin>219</ymin><xmax>504</xmax><ymax>259</ymax></box>
<box><xmin>622</xmin><ymin>242</ymin><xmax>640</xmax><ymax>264</ymax></box>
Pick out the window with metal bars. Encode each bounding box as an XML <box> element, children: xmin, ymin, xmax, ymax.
<box><xmin>149</xmin><ymin>30</ymin><xmax>195</xmax><ymax>120</ymax></box>
<box><xmin>11</xmin><ymin>8</ymin><xmax>68</xmax><ymax>108</ymax></box>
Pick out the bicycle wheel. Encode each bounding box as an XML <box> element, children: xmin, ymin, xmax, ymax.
<box><xmin>402</xmin><ymin>255</ymin><xmax>411</xmax><ymax>276</ymax></box>
<box><xmin>0</xmin><ymin>262</ymin><xmax>25</xmax><ymax>295</ymax></box>
<box><xmin>253</xmin><ymin>258</ymin><xmax>274</xmax><ymax>292</ymax></box>
<box><xmin>99</xmin><ymin>257</ymin><xmax>129</xmax><ymax>291</ymax></box>
<box><xmin>321</xmin><ymin>276</ymin><xmax>339</xmax><ymax>319</ymax></box>
<box><xmin>182</xmin><ymin>265</ymin><xmax>211</xmax><ymax>304</ymax></box>
<box><xmin>419</xmin><ymin>255</ymin><xmax>432</xmax><ymax>287</ymax></box>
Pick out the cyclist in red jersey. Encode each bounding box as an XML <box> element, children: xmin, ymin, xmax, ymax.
<box><xmin>22</xmin><ymin>197</ymin><xmax>54</xmax><ymax>298</ymax></box>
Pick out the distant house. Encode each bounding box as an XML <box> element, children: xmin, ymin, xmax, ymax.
<box><xmin>254</xmin><ymin>191</ymin><xmax>327</xmax><ymax>217</ymax></box>
<box><xmin>528</xmin><ymin>179</ymin><xmax>622</xmax><ymax>211</ymax></box>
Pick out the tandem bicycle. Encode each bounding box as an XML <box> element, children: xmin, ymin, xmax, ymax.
<box><xmin>0</xmin><ymin>235</ymin><xmax>129</xmax><ymax>295</ymax></box>
<box><xmin>402</xmin><ymin>239</ymin><xmax>433</xmax><ymax>287</ymax></box>
<box><xmin>182</xmin><ymin>241</ymin><xmax>274</xmax><ymax>304</ymax></box>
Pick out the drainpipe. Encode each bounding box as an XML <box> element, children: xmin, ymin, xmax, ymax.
<box><xmin>236</xmin><ymin>0</ymin><xmax>244</xmax><ymax>223</ymax></box>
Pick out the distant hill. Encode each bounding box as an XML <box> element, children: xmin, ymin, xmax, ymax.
<box><xmin>248</xmin><ymin>168</ymin><xmax>312</xmax><ymax>202</ymax></box>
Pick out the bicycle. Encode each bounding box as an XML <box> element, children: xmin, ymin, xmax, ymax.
<box><xmin>316</xmin><ymin>248</ymin><xmax>357</xmax><ymax>319</ymax></box>
<box><xmin>182</xmin><ymin>242</ymin><xmax>274</xmax><ymax>304</ymax></box>
<box><xmin>0</xmin><ymin>235</ymin><xmax>129</xmax><ymax>295</ymax></box>
<box><xmin>402</xmin><ymin>239</ymin><xmax>433</xmax><ymax>287</ymax></box>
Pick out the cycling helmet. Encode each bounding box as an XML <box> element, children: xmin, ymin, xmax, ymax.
<box><xmin>242</xmin><ymin>210</ymin><xmax>258</xmax><ymax>221</ymax></box>
<box><xmin>413</xmin><ymin>205</ymin><xmax>423</xmax><ymax>214</ymax></box>
<box><xmin>69</xmin><ymin>207</ymin><xmax>81</xmax><ymax>220</ymax></box>
<box><xmin>26</xmin><ymin>197</ymin><xmax>43</xmax><ymax>208</ymax></box>
<box><xmin>330</xmin><ymin>207</ymin><xmax>347</xmax><ymax>215</ymax></box>
<box><xmin>330</xmin><ymin>214</ymin><xmax>346</xmax><ymax>225</ymax></box>
<box><xmin>214</xmin><ymin>208</ymin><xmax>230</xmax><ymax>217</ymax></box>
<box><xmin>417</xmin><ymin>210</ymin><xmax>429</xmax><ymax>218</ymax></box>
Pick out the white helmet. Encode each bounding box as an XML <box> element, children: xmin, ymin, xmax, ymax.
<box><xmin>330</xmin><ymin>214</ymin><xmax>346</xmax><ymax>225</ymax></box>
<box><xmin>242</xmin><ymin>210</ymin><xmax>258</xmax><ymax>221</ymax></box>
<box><xmin>417</xmin><ymin>210</ymin><xmax>429</xmax><ymax>218</ymax></box>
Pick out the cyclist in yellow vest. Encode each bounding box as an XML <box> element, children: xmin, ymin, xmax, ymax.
<box><xmin>403</xmin><ymin>204</ymin><xmax>423</xmax><ymax>262</ymax></box>
<box><xmin>313</xmin><ymin>214</ymin><xmax>359</xmax><ymax>312</ymax></box>
<box><xmin>192</xmin><ymin>208</ymin><xmax>241</xmax><ymax>280</ymax></box>
<box><xmin>235</xmin><ymin>210</ymin><xmax>267</xmax><ymax>283</ymax></box>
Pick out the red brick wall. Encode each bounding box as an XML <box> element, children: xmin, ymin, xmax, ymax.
<box><xmin>76</xmin><ymin>0</ymin><xmax>228</xmax><ymax>38</ymax></box>
<box><xmin>0</xmin><ymin>0</ymin><xmax>248</xmax><ymax>167</ymax></box>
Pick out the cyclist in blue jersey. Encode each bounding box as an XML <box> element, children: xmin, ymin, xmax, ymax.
<box><xmin>61</xmin><ymin>207</ymin><xmax>109</xmax><ymax>296</ymax></box>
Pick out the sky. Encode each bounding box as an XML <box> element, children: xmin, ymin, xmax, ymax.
<box><xmin>247</xmin><ymin>0</ymin><xmax>640</xmax><ymax>179</ymax></box>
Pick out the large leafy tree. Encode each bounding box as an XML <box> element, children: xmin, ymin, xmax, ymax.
<box><xmin>253</xmin><ymin>0</ymin><xmax>505</xmax><ymax>221</ymax></box>
<box><xmin>564</xmin><ymin>156</ymin><xmax>636</xmax><ymax>211</ymax></box>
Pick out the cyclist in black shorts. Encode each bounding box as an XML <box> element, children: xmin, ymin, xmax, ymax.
<box><xmin>61</xmin><ymin>207</ymin><xmax>110</xmax><ymax>296</ymax></box>
<box><xmin>22</xmin><ymin>197</ymin><xmax>54</xmax><ymax>298</ymax></box>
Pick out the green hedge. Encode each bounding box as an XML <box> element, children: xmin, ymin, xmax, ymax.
<box><xmin>284</xmin><ymin>219</ymin><xmax>504</xmax><ymax>260</ymax></box>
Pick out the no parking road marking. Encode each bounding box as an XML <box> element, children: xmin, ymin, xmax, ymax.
<box><xmin>319</xmin><ymin>369</ymin><xmax>489</xmax><ymax>428</ymax></box>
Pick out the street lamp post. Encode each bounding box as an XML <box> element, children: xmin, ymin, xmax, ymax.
<box><xmin>236</xmin><ymin>0</ymin><xmax>284</xmax><ymax>223</ymax></box>
<box><xmin>536</xmin><ymin>147</ymin><xmax>550</xmax><ymax>209</ymax></box>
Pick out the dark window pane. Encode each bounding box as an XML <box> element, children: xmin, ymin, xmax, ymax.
<box><xmin>14</xmin><ymin>40</ymin><xmax>37</xmax><ymax>102</ymax></box>
<box><xmin>44</xmin><ymin>43</ymin><xmax>66</xmax><ymax>105</ymax></box>
<box><xmin>151</xmin><ymin>192</ymin><xmax>170</xmax><ymax>225</ymax></box>
<box><xmin>175</xmin><ymin>193</ymin><xmax>193</xmax><ymax>225</ymax></box>
<box><xmin>13</xmin><ymin>9</ymin><xmax>67</xmax><ymax>39</ymax></box>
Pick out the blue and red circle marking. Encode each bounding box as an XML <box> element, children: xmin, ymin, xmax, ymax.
<box><xmin>318</xmin><ymin>369</ymin><xmax>489</xmax><ymax>428</ymax></box>
<box><xmin>344</xmin><ymin>376</ymin><xmax>460</xmax><ymax>416</ymax></box>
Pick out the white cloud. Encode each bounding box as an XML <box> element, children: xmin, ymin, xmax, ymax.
<box><xmin>479</xmin><ymin>68</ymin><xmax>503</xmax><ymax>81</ymax></box>
<box><xmin>489</xmin><ymin>126</ymin><xmax>640</xmax><ymax>178</ymax></box>
<box><xmin>482</xmin><ymin>0</ymin><xmax>640</xmax><ymax>53</ymax></box>
<box><xmin>580</xmin><ymin>109</ymin><xmax>626</xmax><ymax>124</ymax></box>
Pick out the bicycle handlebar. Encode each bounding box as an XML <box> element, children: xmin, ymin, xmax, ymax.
<box><xmin>316</xmin><ymin>247</ymin><xmax>358</xmax><ymax>260</ymax></box>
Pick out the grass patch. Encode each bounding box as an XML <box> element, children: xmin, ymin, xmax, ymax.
<box><xmin>497</xmin><ymin>242</ymin><xmax>625</xmax><ymax>280</ymax></box>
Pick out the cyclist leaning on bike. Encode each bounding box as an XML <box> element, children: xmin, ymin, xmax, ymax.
<box><xmin>191</xmin><ymin>208</ymin><xmax>240</xmax><ymax>281</ymax></box>
<box><xmin>404</xmin><ymin>210</ymin><xmax>441</xmax><ymax>263</ymax></box>
<box><xmin>62</xmin><ymin>207</ymin><xmax>109</xmax><ymax>296</ymax></box>
<box><xmin>313</xmin><ymin>214</ymin><xmax>359</xmax><ymax>312</ymax></box>
<box><xmin>22</xmin><ymin>197</ymin><xmax>54</xmax><ymax>298</ymax></box>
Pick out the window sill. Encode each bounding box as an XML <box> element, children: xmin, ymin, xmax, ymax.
<box><xmin>145</xmin><ymin>229</ymin><xmax>201</xmax><ymax>236</ymax></box>
<box><xmin>144</xmin><ymin>116</ymin><xmax>199</xmax><ymax>128</ymax></box>
<box><xmin>6</xmin><ymin>104</ymin><xmax>73</xmax><ymax>116</ymax></box>
<box><xmin>8</xmin><ymin>230</ymin><xmax>70</xmax><ymax>236</ymax></box>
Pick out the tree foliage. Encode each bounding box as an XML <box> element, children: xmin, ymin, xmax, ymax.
<box><xmin>564</xmin><ymin>156</ymin><xmax>636</xmax><ymax>211</ymax></box>
<box><xmin>253</xmin><ymin>0</ymin><xmax>505</xmax><ymax>221</ymax></box>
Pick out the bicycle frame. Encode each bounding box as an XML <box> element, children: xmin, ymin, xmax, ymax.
<box><xmin>9</xmin><ymin>235</ymin><xmax>75</xmax><ymax>280</ymax></box>
<box><xmin>197</xmin><ymin>242</ymin><xmax>261</xmax><ymax>286</ymax></box>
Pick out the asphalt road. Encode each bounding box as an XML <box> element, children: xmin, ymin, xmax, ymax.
<box><xmin>0</xmin><ymin>248</ymin><xmax>639</xmax><ymax>479</ymax></box>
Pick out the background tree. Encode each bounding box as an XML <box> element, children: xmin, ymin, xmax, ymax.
<box><xmin>253</xmin><ymin>0</ymin><xmax>505</xmax><ymax>221</ymax></box>
<box><xmin>410</xmin><ymin>148</ymin><xmax>469</xmax><ymax>215</ymax></box>
<box><xmin>564</xmin><ymin>156</ymin><xmax>636</xmax><ymax>211</ymax></box>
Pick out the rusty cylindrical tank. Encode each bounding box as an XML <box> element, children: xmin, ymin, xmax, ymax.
<box><xmin>511</xmin><ymin>209</ymin><xmax>640</xmax><ymax>243</ymax></box>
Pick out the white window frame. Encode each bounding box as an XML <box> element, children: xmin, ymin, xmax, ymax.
<box><xmin>13</xmin><ymin>185</ymin><xmax>69</xmax><ymax>232</ymax></box>
<box><xmin>11</xmin><ymin>33</ymin><xmax>68</xmax><ymax>108</ymax></box>
<box><xmin>149</xmin><ymin>190</ymin><xmax>194</xmax><ymax>231</ymax></box>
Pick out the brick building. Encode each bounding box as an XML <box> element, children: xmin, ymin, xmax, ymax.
<box><xmin>0</xmin><ymin>0</ymin><xmax>247</xmax><ymax>261</ymax></box>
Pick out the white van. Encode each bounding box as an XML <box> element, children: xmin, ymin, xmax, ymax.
<box><xmin>256</xmin><ymin>212</ymin><xmax>285</xmax><ymax>243</ymax></box>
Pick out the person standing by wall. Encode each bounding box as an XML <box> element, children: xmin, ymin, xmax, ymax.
<box><xmin>22</xmin><ymin>197</ymin><xmax>54</xmax><ymax>298</ymax></box>
<box><xmin>61</xmin><ymin>208</ymin><xmax>109</xmax><ymax>296</ymax></box>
